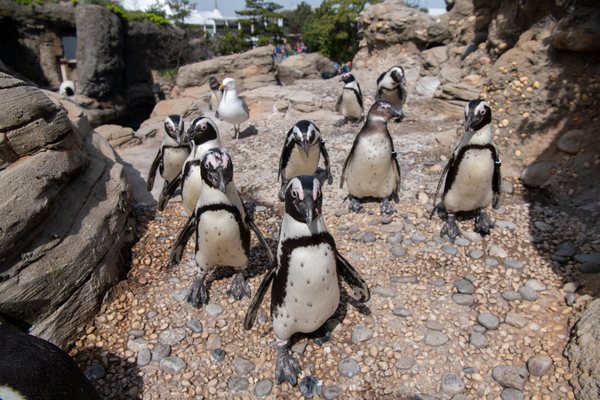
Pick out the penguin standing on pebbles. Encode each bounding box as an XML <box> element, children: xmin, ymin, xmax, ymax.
<box><xmin>208</xmin><ymin>76</ymin><xmax>222</xmax><ymax>118</ymax></box>
<box><xmin>218</xmin><ymin>77</ymin><xmax>250</xmax><ymax>139</ymax></box>
<box><xmin>376</xmin><ymin>66</ymin><xmax>407</xmax><ymax>114</ymax></box>
<box><xmin>0</xmin><ymin>324</ymin><xmax>101</xmax><ymax>400</ymax></box>
<box><xmin>335</xmin><ymin>72</ymin><xmax>364</xmax><ymax>125</ymax></box>
<box><xmin>158</xmin><ymin>116</ymin><xmax>221</xmax><ymax>212</ymax></box>
<box><xmin>244</xmin><ymin>176</ymin><xmax>370</xmax><ymax>386</ymax></box>
<box><xmin>340</xmin><ymin>101</ymin><xmax>404</xmax><ymax>215</ymax></box>
<box><xmin>431</xmin><ymin>99</ymin><xmax>502</xmax><ymax>242</ymax></box>
<box><xmin>147</xmin><ymin>115</ymin><xmax>190</xmax><ymax>206</ymax></box>
<box><xmin>278</xmin><ymin>120</ymin><xmax>333</xmax><ymax>201</ymax></box>
<box><xmin>169</xmin><ymin>148</ymin><xmax>273</xmax><ymax>307</ymax></box>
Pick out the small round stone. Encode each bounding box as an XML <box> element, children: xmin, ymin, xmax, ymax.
<box><xmin>454</xmin><ymin>279</ymin><xmax>475</xmax><ymax>294</ymax></box>
<box><xmin>440</xmin><ymin>372</ymin><xmax>465</xmax><ymax>396</ymax></box>
<box><xmin>492</xmin><ymin>366</ymin><xmax>529</xmax><ymax>390</ymax></box>
<box><xmin>425</xmin><ymin>331</ymin><xmax>449</xmax><ymax>347</ymax></box>
<box><xmin>151</xmin><ymin>344</ymin><xmax>171</xmax><ymax>361</ymax></box>
<box><xmin>233</xmin><ymin>357</ymin><xmax>256</xmax><ymax>376</ymax></box>
<box><xmin>502</xmin><ymin>291</ymin><xmax>522</xmax><ymax>301</ymax></box>
<box><xmin>395</xmin><ymin>357</ymin><xmax>415</xmax><ymax>370</ymax></box>
<box><xmin>477</xmin><ymin>312</ymin><xmax>500</xmax><ymax>330</ymax></box>
<box><xmin>425</xmin><ymin>320</ymin><xmax>444</xmax><ymax>331</ymax></box>
<box><xmin>503</xmin><ymin>258</ymin><xmax>523</xmax><ymax>270</ymax></box>
<box><xmin>518</xmin><ymin>286</ymin><xmax>538</xmax><ymax>301</ymax></box>
<box><xmin>442</xmin><ymin>244</ymin><xmax>457</xmax><ymax>255</ymax></box>
<box><xmin>486</xmin><ymin>258</ymin><xmax>499</xmax><ymax>267</ymax></box>
<box><xmin>159</xmin><ymin>328</ymin><xmax>186</xmax><ymax>345</ymax></box>
<box><xmin>501</xmin><ymin>388</ymin><xmax>524</xmax><ymax>400</ymax></box>
<box><xmin>186</xmin><ymin>319</ymin><xmax>203</xmax><ymax>333</ymax></box>
<box><xmin>160</xmin><ymin>357</ymin><xmax>186</xmax><ymax>374</ymax></box>
<box><xmin>372</xmin><ymin>287</ymin><xmax>396</xmax><ymax>298</ymax></box>
<box><xmin>338</xmin><ymin>358</ymin><xmax>360</xmax><ymax>377</ymax></box>
<box><xmin>452</xmin><ymin>293</ymin><xmax>475</xmax><ymax>306</ymax></box>
<box><xmin>136</xmin><ymin>348</ymin><xmax>151</xmax><ymax>367</ymax></box>
<box><xmin>469</xmin><ymin>249</ymin><xmax>484</xmax><ymax>259</ymax></box>
<box><xmin>411</xmin><ymin>232</ymin><xmax>427</xmax><ymax>242</ymax></box>
<box><xmin>323</xmin><ymin>384</ymin><xmax>343</xmax><ymax>399</ymax></box>
<box><xmin>211</xmin><ymin>348</ymin><xmax>226</xmax><ymax>362</ymax></box>
<box><xmin>470</xmin><ymin>332</ymin><xmax>487</xmax><ymax>348</ymax></box>
<box><xmin>524</xmin><ymin>279</ymin><xmax>546</xmax><ymax>292</ymax></box>
<box><xmin>392</xmin><ymin>306</ymin><xmax>412</xmax><ymax>317</ymax></box>
<box><xmin>565</xmin><ymin>293</ymin><xmax>576</xmax><ymax>306</ymax></box>
<box><xmin>363</xmin><ymin>232</ymin><xmax>376</xmax><ymax>242</ymax></box>
<box><xmin>206</xmin><ymin>334</ymin><xmax>222</xmax><ymax>350</ymax></box>
<box><xmin>205</xmin><ymin>303</ymin><xmax>223</xmax><ymax>316</ymax></box>
<box><xmin>84</xmin><ymin>363</ymin><xmax>106</xmax><ymax>381</ymax></box>
<box><xmin>455</xmin><ymin>237</ymin><xmax>470</xmax><ymax>246</ymax></box>
<box><xmin>526</xmin><ymin>354</ymin><xmax>553</xmax><ymax>376</ymax></box>
<box><xmin>488</xmin><ymin>244</ymin><xmax>508</xmax><ymax>258</ymax></box>
<box><xmin>352</xmin><ymin>325</ymin><xmax>373</xmax><ymax>344</ymax></box>
<box><xmin>254</xmin><ymin>379</ymin><xmax>273</xmax><ymax>398</ymax></box>
<box><xmin>390</xmin><ymin>246</ymin><xmax>407</xmax><ymax>257</ymax></box>
<box><xmin>228</xmin><ymin>377</ymin><xmax>249</xmax><ymax>394</ymax></box>
<box><xmin>505</xmin><ymin>312</ymin><xmax>527</xmax><ymax>328</ymax></box>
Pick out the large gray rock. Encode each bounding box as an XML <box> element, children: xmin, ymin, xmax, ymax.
<box><xmin>549</xmin><ymin>4</ymin><xmax>600</xmax><ymax>52</ymax></box>
<box><xmin>277</xmin><ymin>53</ymin><xmax>336</xmax><ymax>85</ymax></box>
<box><xmin>76</xmin><ymin>5</ymin><xmax>124</xmax><ymax>99</ymax></box>
<box><xmin>0</xmin><ymin>72</ymin><xmax>134</xmax><ymax>349</ymax></box>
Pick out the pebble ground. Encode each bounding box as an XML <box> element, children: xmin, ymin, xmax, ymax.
<box><xmin>70</xmin><ymin>78</ymin><xmax>597</xmax><ymax>399</ymax></box>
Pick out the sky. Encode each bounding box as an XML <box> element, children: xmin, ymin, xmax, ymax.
<box><xmin>198</xmin><ymin>0</ymin><xmax>447</xmax><ymax>17</ymax></box>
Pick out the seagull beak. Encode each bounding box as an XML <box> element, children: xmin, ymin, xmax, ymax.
<box><xmin>219</xmin><ymin>83</ymin><xmax>224</xmax><ymax>90</ymax></box>
<box><xmin>301</xmin><ymin>140</ymin><xmax>310</xmax><ymax>157</ymax></box>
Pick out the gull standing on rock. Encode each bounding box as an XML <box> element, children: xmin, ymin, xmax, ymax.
<box><xmin>218</xmin><ymin>77</ymin><xmax>249</xmax><ymax>139</ymax></box>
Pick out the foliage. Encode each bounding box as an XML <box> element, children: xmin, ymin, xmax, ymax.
<box><xmin>105</xmin><ymin>3</ymin><xmax>171</xmax><ymax>25</ymax></box>
<box><xmin>158</xmin><ymin>68</ymin><xmax>178</xmax><ymax>78</ymax></box>
<box><xmin>303</xmin><ymin>0</ymin><xmax>378</xmax><ymax>63</ymax></box>
<box><xmin>283</xmin><ymin>1</ymin><xmax>314</xmax><ymax>37</ymax></box>
<box><xmin>16</xmin><ymin>0</ymin><xmax>47</xmax><ymax>5</ymax></box>
<box><xmin>216</xmin><ymin>30</ymin><xmax>252</xmax><ymax>56</ymax></box>
<box><xmin>165</xmin><ymin>0</ymin><xmax>195</xmax><ymax>24</ymax></box>
<box><xmin>236</xmin><ymin>0</ymin><xmax>285</xmax><ymax>44</ymax></box>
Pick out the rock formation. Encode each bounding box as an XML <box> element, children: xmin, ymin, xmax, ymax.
<box><xmin>277</xmin><ymin>53</ymin><xmax>337</xmax><ymax>85</ymax></box>
<box><xmin>0</xmin><ymin>72</ymin><xmax>135</xmax><ymax>349</ymax></box>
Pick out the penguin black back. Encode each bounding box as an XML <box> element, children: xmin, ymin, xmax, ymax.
<box><xmin>0</xmin><ymin>324</ymin><xmax>101</xmax><ymax>400</ymax></box>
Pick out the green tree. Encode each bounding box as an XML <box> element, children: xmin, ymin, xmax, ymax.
<box><xmin>166</xmin><ymin>0</ymin><xmax>195</xmax><ymax>24</ymax></box>
<box><xmin>283</xmin><ymin>1</ymin><xmax>314</xmax><ymax>37</ymax></box>
<box><xmin>303</xmin><ymin>0</ymin><xmax>379</xmax><ymax>63</ymax></box>
<box><xmin>216</xmin><ymin>30</ymin><xmax>253</xmax><ymax>56</ymax></box>
<box><xmin>236</xmin><ymin>0</ymin><xmax>285</xmax><ymax>44</ymax></box>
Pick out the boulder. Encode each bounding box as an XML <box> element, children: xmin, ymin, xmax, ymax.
<box><xmin>95</xmin><ymin>124</ymin><xmax>141</xmax><ymax>148</ymax></box>
<box><xmin>415</xmin><ymin>76</ymin><xmax>441</xmax><ymax>98</ymax></box>
<box><xmin>176</xmin><ymin>46</ymin><xmax>277</xmax><ymax>91</ymax></box>
<box><xmin>0</xmin><ymin>72</ymin><xmax>134</xmax><ymax>349</ymax></box>
<box><xmin>240</xmin><ymin>85</ymin><xmax>323</xmax><ymax>115</ymax></box>
<box><xmin>277</xmin><ymin>53</ymin><xmax>336</xmax><ymax>85</ymax></box>
<box><xmin>550</xmin><ymin>4</ymin><xmax>600</xmax><ymax>52</ymax></box>
<box><xmin>421</xmin><ymin>46</ymin><xmax>449</xmax><ymax>73</ymax></box>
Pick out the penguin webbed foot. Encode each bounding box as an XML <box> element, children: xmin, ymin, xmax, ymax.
<box><xmin>227</xmin><ymin>272</ymin><xmax>251</xmax><ymax>301</ymax></box>
<box><xmin>275</xmin><ymin>346</ymin><xmax>301</xmax><ymax>386</ymax></box>
<box><xmin>187</xmin><ymin>277</ymin><xmax>209</xmax><ymax>307</ymax></box>
<box><xmin>440</xmin><ymin>214</ymin><xmax>460</xmax><ymax>243</ymax></box>
<box><xmin>299</xmin><ymin>376</ymin><xmax>323</xmax><ymax>398</ymax></box>
<box><xmin>475</xmin><ymin>210</ymin><xmax>493</xmax><ymax>236</ymax></box>
<box><xmin>348</xmin><ymin>196</ymin><xmax>363</xmax><ymax>213</ymax></box>
<box><xmin>310</xmin><ymin>324</ymin><xmax>332</xmax><ymax>347</ymax></box>
<box><xmin>380</xmin><ymin>198</ymin><xmax>396</xmax><ymax>215</ymax></box>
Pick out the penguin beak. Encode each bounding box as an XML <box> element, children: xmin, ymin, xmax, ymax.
<box><xmin>215</xmin><ymin>168</ymin><xmax>227</xmax><ymax>193</ymax></box>
<box><xmin>465</xmin><ymin>114</ymin><xmax>474</xmax><ymax>131</ymax></box>
<box><xmin>303</xmin><ymin>197</ymin><xmax>316</xmax><ymax>224</ymax></box>
<box><xmin>301</xmin><ymin>140</ymin><xmax>310</xmax><ymax>157</ymax></box>
<box><xmin>458</xmin><ymin>130</ymin><xmax>476</xmax><ymax>149</ymax></box>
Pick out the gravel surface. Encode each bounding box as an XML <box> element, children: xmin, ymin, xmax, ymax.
<box><xmin>68</xmin><ymin>77</ymin><xmax>589</xmax><ymax>399</ymax></box>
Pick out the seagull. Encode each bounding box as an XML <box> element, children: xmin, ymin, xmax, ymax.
<box><xmin>218</xmin><ymin>77</ymin><xmax>250</xmax><ymax>140</ymax></box>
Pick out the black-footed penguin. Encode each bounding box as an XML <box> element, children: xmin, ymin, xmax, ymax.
<box><xmin>147</xmin><ymin>115</ymin><xmax>190</xmax><ymax>206</ymax></box>
<box><xmin>335</xmin><ymin>72</ymin><xmax>364</xmax><ymax>125</ymax></box>
<box><xmin>244</xmin><ymin>176</ymin><xmax>370</xmax><ymax>386</ymax></box>
<box><xmin>278</xmin><ymin>120</ymin><xmax>333</xmax><ymax>201</ymax></box>
<box><xmin>376</xmin><ymin>66</ymin><xmax>407</xmax><ymax>115</ymax></box>
<box><xmin>0</xmin><ymin>324</ymin><xmax>101</xmax><ymax>400</ymax></box>
<box><xmin>340</xmin><ymin>101</ymin><xmax>404</xmax><ymax>215</ymax></box>
<box><xmin>169</xmin><ymin>148</ymin><xmax>273</xmax><ymax>306</ymax></box>
<box><xmin>158</xmin><ymin>116</ymin><xmax>221</xmax><ymax>212</ymax></box>
<box><xmin>218</xmin><ymin>77</ymin><xmax>250</xmax><ymax>139</ymax></box>
<box><xmin>208</xmin><ymin>75</ymin><xmax>222</xmax><ymax>118</ymax></box>
<box><xmin>431</xmin><ymin>99</ymin><xmax>501</xmax><ymax>242</ymax></box>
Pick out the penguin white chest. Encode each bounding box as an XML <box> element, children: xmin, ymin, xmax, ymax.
<box><xmin>341</xmin><ymin>90</ymin><xmax>362</xmax><ymax>119</ymax></box>
<box><xmin>284</xmin><ymin>144</ymin><xmax>320</xmax><ymax>180</ymax></box>
<box><xmin>346</xmin><ymin>134</ymin><xmax>395</xmax><ymax>198</ymax></box>
<box><xmin>196</xmin><ymin>209</ymin><xmax>247</xmax><ymax>270</ymax></box>
<box><xmin>162</xmin><ymin>147</ymin><xmax>189</xmax><ymax>182</ymax></box>
<box><xmin>444</xmin><ymin>149</ymin><xmax>495</xmax><ymax>213</ymax></box>
<box><xmin>182</xmin><ymin>166</ymin><xmax>203</xmax><ymax>214</ymax></box>
<box><xmin>273</xmin><ymin>243</ymin><xmax>339</xmax><ymax>340</ymax></box>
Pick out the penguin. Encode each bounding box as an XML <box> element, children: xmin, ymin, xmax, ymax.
<box><xmin>158</xmin><ymin>115</ymin><xmax>221</xmax><ymax>212</ymax></box>
<box><xmin>376</xmin><ymin>66</ymin><xmax>407</xmax><ymax>115</ymax></box>
<box><xmin>218</xmin><ymin>77</ymin><xmax>250</xmax><ymax>139</ymax></box>
<box><xmin>0</xmin><ymin>324</ymin><xmax>101</xmax><ymax>400</ymax></box>
<box><xmin>340</xmin><ymin>101</ymin><xmax>404</xmax><ymax>215</ymax></box>
<box><xmin>430</xmin><ymin>99</ymin><xmax>501</xmax><ymax>242</ymax></box>
<box><xmin>147</xmin><ymin>115</ymin><xmax>190</xmax><ymax>207</ymax></box>
<box><xmin>278</xmin><ymin>120</ymin><xmax>333</xmax><ymax>201</ymax></box>
<box><xmin>335</xmin><ymin>72</ymin><xmax>364</xmax><ymax>125</ymax></box>
<box><xmin>208</xmin><ymin>75</ymin><xmax>222</xmax><ymax>118</ymax></box>
<box><xmin>244</xmin><ymin>176</ymin><xmax>370</xmax><ymax>386</ymax></box>
<box><xmin>169</xmin><ymin>148</ymin><xmax>273</xmax><ymax>306</ymax></box>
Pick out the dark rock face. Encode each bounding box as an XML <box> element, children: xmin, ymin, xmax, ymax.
<box><xmin>0</xmin><ymin>72</ymin><xmax>134</xmax><ymax>349</ymax></box>
<box><xmin>76</xmin><ymin>4</ymin><xmax>124</xmax><ymax>99</ymax></box>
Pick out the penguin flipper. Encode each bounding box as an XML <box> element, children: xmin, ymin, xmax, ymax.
<box><xmin>320</xmin><ymin>138</ymin><xmax>333</xmax><ymax>185</ymax></box>
<box><xmin>158</xmin><ymin>171</ymin><xmax>182</xmax><ymax>211</ymax></box>
<box><xmin>429</xmin><ymin>155</ymin><xmax>454</xmax><ymax>219</ymax></box>
<box><xmin>169</xmin><ymin>213</ymin><xmax>196</xmax><ymax>267</ymax></box>
<box><xmin>391</xmin><ymin>149</ymin><xmax>402</xmax><ymax>202</ymax></box>
<box><xmin>278</xmin><ymin>129</ymin><xmax>293</xmax><ymax>183</ymax></box>
<box><xmin>147</xmin><ymin>149</ymin><xmax>162</xmax><ymax>192</ymax></box>
<box><xmin>247</xmin><ymin>216</ymin><xmax>274</xmax><ymax>265</ymax></box>
<box><xmin>491</xmin><ymin>145</ymin><xmax>502</xmax><ymax>209</ymax></box>
<box><xmin>335</xmin><ymin>252</ymin><xmax>370</xmax><ymax>303</ymax></box>
<box><xmin>340</xmin><ymin>138</ymin><xmax>358</xmax><ymax>189</ymax></box>
<box><xmin>244</xmin><ymin>267</ymin><xmax>275</xmax><ymax>330</ymax></box>
<box><xmin>335</xmin><ymin>93</ymin><xmax>342</xmax><ymax>112</ymax></box>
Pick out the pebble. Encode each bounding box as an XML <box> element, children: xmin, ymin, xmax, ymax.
<box><xmin>228</xmin><ymin>377</ymin><xmax>249</xmax><ymax>394</ymax></box>
<box><xmin>565</xmin><ymin>293</ymin><xmax>576</xmax><ymax>306</ymax></box>
<box><xmin>452</xmin><ymin>395</ymin><xmax>471</xmax><ymax>400</ymax></box>
<box><xmin>395</xmin><ymin>357</ymin><xmax>415</xmax><ymax>370</ymax></box>
<box><xmin>488</xmin><ymin>244</ymin><xmax>508</xmax><ymax>258</ymax></box>
<box><xmin>501</xmin><ymin>388</ymin><xmax>524</xmax><ymax>400</ymax></box>
<box><xmin>254</xmin><ymin>379</ymin><xmax>273</xmax><ymax>398</ymax></box>
<box><xmin>363</xmin><ymin>232</ymin><xmax>376</xmax><ymax>242</ymax></box>
<box><xmin>292</xmin><ymin>341</ymin><xmax>308</xmax><ymax>354</ymax></box>
<box><xmin>411</xmin><ymin>232</ymin><xmax>427</xmax><ymax>242</ymax></box>
<box><xmin>211</xmin><ymin>348</ymin><xmax>226</xmax><ymax>362</ymax></box>
<box><xmin>469</xmin><ymin>249</ymin><xmax>484</xmax><ymax>259</ymax></box>
<box><xmin>574</xmin><ymin>253</ymin><xmax>600</xmax><ymax>264</ymax></box>
<box><xmin>146</xmin><ymin>310</ymin><xmax>158</xmax><ymax>319</ymax></box>
<box><xmin>430</xmin><ymin>278</ymin><xmax>446</xmax><ymax>287</ymax></box>
<box><xmin>503</xmin><ymin>258</ymin><xmax>523</xmax><ymax>270</ymax></box>
<box><xmin>205</xmin><ymin>303</ymin><xmax>223</xmax><ymax>316</ymax></box>
<box><xmin>505</xmin><ymin>312</ymin><xmax>527</xmax><ymax>328</ymax></box>
<box><xmin>186</xmin><ymin>319</ymin><xmax>203</xmax><ymax>333</ymax></box>
<box><xmin>159</xmin><ymin>328</ymin><xmax>186</xmax><ymax>345</ymax></box>
<box><xmin>299</xmin><ymin>376</ymin><xmax>322</xmax><ymax>398</ymax></box>
<box><xmin>534</xmin><ymin>221</ymin><xmax>553</xmax><ymax>232</ymax></box>
<box><xmin>129</xmin><ymin>329</ymin><xmax>145</xmax><ymax>338</ymax></box>
<box><xmin>233</xmin><ymin>358</ymin><xmax>256</xmax><ymax>376</ymax></box>
<box><xmin>372</xmin><ymin>287</ymin><xmax>396</xmax><ymax>298</ymax></box>
<box><xmin>485</xmin><ymin>258</ymin><xmax>499</xmax><ymax>267</ymax></box>
<box><xmin>525</xmin><ymin>279</ymin><xmax>546</xmax><ymax>292</ymax></box>
<box><xmin>477</xmin><ymin>312</ymin><xmax>500</xmax><ymax>330</ymax></box>
<box><xmin>470</xmin><ymin>332</ymin><xmax>487</xmax><ymax>348</ymax></box>
<box><xmin>390</xmin><ymin>246</ymin><xmax>407</xmax><ymax>257</ymax></box>
<box><xmin>323</xmin><ymin>384</ymin><xmax>343</xmax><ymax>399</ymax></box>
<box><xmin>442</xmin><ymin>244</ymin><xmax>457</xmax><ymax>255</ymax></box>
<box><xmin>580</xmin><ymin>263</ymin><xmax>600</xmax><ymax>273</ymax></box>
<box><xmin>454</xmin><ymin>279</ymin><xmax>475</xmax><ymax>294</ymax></box>
<box><xmin>491</xmin><ymin>366</ymin><xmax>529</xmax><ymax>390</ymax></box>
<box><xmin>518</xmin><ymin>286</ymin><xmax>538</xmax><ymax>301</ymax></box>
<box><xmin>352</xmin><ymin>325</ymin><xmax>373</xmax><ymax>344</ymax></box>
<box><xmin>563</xmin><ymin>282</ymin><xmax>579</xmax><ymax>293</ymax></box>
<box><xmin>455</xmin><ymin>237</ymin><xmax>470</xmax><ymax>246</ymax></box>
<box><xmin>136</xmin><ymin>348</ymin><xmax>151</xmax><ymax>367</ymax></box>
<box><xmin>496</xmin><ymin>220</ymin><xmax>517</xmax><ymax>229</ymax></box>
<box><xmin>84</xmin><ymin>363</ymin><xmax>106</xmax><ymax>381</ymax></box>
<box><xmin>160</xmin><ymin>357</ymin><xmax>186</xmax><ymax>374</ymax></box>
<box><xmin>452</xmin><ymin>293</ymin><xmax>475</xmax><ymax>306</ymax></box>
<box><xmin>473</xmin><ymin>324</ymin><xmax>487</xmax><ymax>333</ymax></box>
<box><xmin>462</xmin><ymin>231</ymin><xmax>481</xmax><ymax>242</ymax></box>
<box><xmin>425</xmin><ymin>331</ymin><xmax>449</xmax><ymax>346</ymax></box>
<box><xmin>172</xmin><ymin>290</ymin><xmax>189</xmax><ymax>302</ymax></box>
<box><xmin>392</xmin><ymin>305</ymin><xmax>412</xmax><ymax>317</ymax></box>
<box><xmin>151</xmin><ymin>344</ymin><xmax>171</xmax><ymax>361</ymax></box>
<box><xmin>440</xmin><ymin>372</ymin><xmax>465</xmax><ymax>396</ymax></box>
<box><xmin>502</xmin><ymin>291</ymin><xmax>522</xmax><ymax>301</ymax></box>
<box><xmin>127</xmin><ymin>338</ymin><xmax>148</xmax><ymax>352</ymax></box>
<box><xmin>526</xmin><ymin>354</ymin><xmax>553</xmax><ymax>376</ymax></box>
<box><xmin>206</xmin><ymin>334</ymin><xmax>222</xmax><ymax>350</ymax></box>
<box><xmin>425</xmin><ymin>320</ymin><xmax>444</xmax><ymax>331</ymax></box>
<box><xmin>555</xmin><ymin>242</ymin><xmax>576</xmax><ymax>258</ymax></box>
<box><xmin>390</xmin><ymin>275</ymin><xmax>418</xmax><ymax>284</ymax></box>
<box><xmin>338</xmin><ymin>358</ymin><xmax>360</xmax><ymax>377</ymax></box>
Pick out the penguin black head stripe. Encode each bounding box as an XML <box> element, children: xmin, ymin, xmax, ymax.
<box><xmin>290</xmin><ymin>120</ymin><xmax>320</xmax><ymax>155</ymax></box>
<box><xmin>208</xmin><ymin>75</ymin><xmax>220</xmax><ymax>90</ymax></box>
<box><xmin>285</xmin><ymin>176</ymin><xmax>322</xmax><ymax>224</ymax></box>
<box><xmin>187</xmin><ymin>116</ymin><xmax>219</xmax><ymax>146</ymax></box>
<box><xmin>367</xmin><ymin>101</ymin><xmax>404</xmax><ymax>123</ymax></box>
<box><xmin>339</xmin><ymin>72</ymin><xmax>356</xmax><ymax>84</ymax></box>
<box><xmin>164</xmin><ymin>115</ymin><xmax>185</xmax><ymax>144</ymax></box>
<box><xmin>390</xmin><ymin>66</ymin><xmax>405</xmax><ymax>84</ymax></box>
<box><xmin>465</xmin><ymin>100</ymin><xmax>492</xmax><ymax>132</ymax></box>
<box><xmin>201</xmin><ymin>148</ymin><xmax>233</xmax><ymax>193</ymax></box>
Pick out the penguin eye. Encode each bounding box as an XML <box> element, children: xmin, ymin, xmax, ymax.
<box><xmin>200</xmin><ymin>122</ymin><xmax>207</xmax><ymax>130</ymax></box>
<box><xmin>290</xmin><ymin>189</ymin><xmax>298</xmax><ymax>199</ymax></box>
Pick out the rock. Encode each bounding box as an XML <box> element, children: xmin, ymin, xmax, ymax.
<box><xmin>501</xmin><ymin>180</ymin><xmax>514</xmax><ymax>194</ymax></box>
<box><xmin>137</xmin><ymin>348</ymin><xmax>151</xmax><ymax>367</ymax></box>
<box><xmin>454</xmin><ymin>279</ymin><xmax>475</xmax><ymax>294</ymax></box>
<box><xmin>129</xmin><ymin>329</ymin><xmax>145</xmax><ymax>338</ymax></box>
<box><xmin>527</xmin><ymin>355</ymin><xmax>553</xmax><ymax>377</ymax></box>
<box><xmin>323</xmin><ymin>384</ymin><xmax>343</xmax><ymax>399</ymax></box>
<box><xmin>352</xmin><ymin>325</ymin><xmax>373</xmax><ymax>344</ymax></box>
<box><xmin>211</xmin><ymin>348</ymin><xmax>226</xmax><ymax>362</ymax></box>
<box><xmin>575</xmin><ymin>253</ymin><xmax>600</xmax><ymax>265</ymax></box>
<box><xmin>486</xmin><ymin>258</ymin><xmax>500</xmax><ymax>267</ymax></box>
<box><xmin>440</xmin><ymin>372</ymin><xmax>465</xmax><ymax>396</ymax></box>
<box><xmin>491</xmin><ymin>366</ymin><xmax>529</xmax><ymax>390</ymax></box>
<box><xmin>425</xmin><ymin>331</ymin><xmax>449</xmax><ymax>347</ymax></box>
<box><xmin>372</xmin><ymin>287</ymin><xmax>396</xmax><ymax>298</ymax></box>
<box><xmin>488</xmin><ymin>244</ymin><xmax>508</xmax><ymax>258</ymax></box>
<box><xmin>477</xmin><ymin>312</ymin><xmax>500</xmax><ymax>330</ymax></box>
<box><xmin>127</xmin><ymin>338</ymin><xmax>148</xmax><ymax>352</ymax></box>
<box><xmin>442</xmin><ymin>244</ymin><xmax>457</xmax><ymax>255</ymax></box>
<box><xmin>422</xmin><ymin>46</ymin><xmax>449</xmax><ymax>73</ymax></box>
<box><xmin>392</xmin><ymin>306</ymin><xmax>412</xmax><ymax>317</ymax></box>
<box><xmin>502</xmin><ymin>291</ymin><xmax>522</xmax><ymax>301</ymax></box>
<box><xmin>521</xmin><ymin>161</ymin><xmax>557</xmax><ymax>188</ymax></box>
<box><xmin>391</xmin><ymin>275</ymin><xmax>418</xmax><ymax>284</ymax></box>
<box><xmin>254</xmin><ymin>379</ymin><xmax>273</xmax><ymax>398</ymax></box>
<box><xmin>395</xmin><ymin>357</ymin><xmax>415</xmax><ymax>370</ymax></box>
<box><xmin>566</xmin><ymin>293</ymin><xmax>577</xmax><ymax>306</ymax></box>
<box><xmin>151</xmin><ymin>344</ymin><xmax>171</xmax><ymax>361</ymax></box>
<box><xmin>452</xmin><ymin>293</ymin><xmax>475</xmax><ymax>306</ymax></box>
<box><xmin>501</xmin><ymin>388</ymin><xmax>524</xmax><ymax>400</ymax></box>
<box><xmin>557</xmin><ymin>130</ymin><xmax>586</xmax><ymax>154</ymax></box>
<box><xmin>160</xmin><ymin>357</ymin><xmax>186</xmax><ymax>374</ymax></box>
<box><xmin>186</xmin><ymin>319</ymin><xmax>203</xmax><ymax>333</ymax></box>
<box><xmin>505</xmin><ymin>313</ymin><xmax>527</xmax><ymax>329</ymax></box>
<box><xmin>291</xmin><ymin>341</ymin><xmax>308</xmax><ymax>355</ymax></box>
<box><xmin>549</xmin><ymin>6</ymin><xmax>600</xmax><ymax>52</ymax></box>
<box><xmin>503</xmin><ymin>258</ymin><xmax>523</xmax><ymax>270</ymax></box>
<box><xmin>159</xmin><ymin>328</ymin><xmax>186</xmax><ymax>345</ymax></box>
<box><xmin>455</xmin><ymin>237</ymin><xmax>470</xmax><ymax>246</ymax></box>
<box><xmin>525</xmin><ymin>279</ymin><xmax>546</xmax><ymax>292</ymax></box>
<box><xmin>563</xmin><ymin>282</ymin><xmax>579</xmax><ymax>293</ymax></box>
<box><xmin>278</xmin><ymin>53</ymin><xmax>336</xmax><ymax>85</ymax></box>
<box><xmin>84</xmin><ymin>363</ymin><xmax>106</xmax><ymax>381</ymax></box>
<box><xmin>555</xmin><ymin>242</ymin><xmax>576</xmax><ymax>258</ymax></box>
<box><xmin>95</xmin><ymin>124</ymin><xmax>139</xmax><ymax>148</ymax></box>
<box><xmin>496</xmin><ymin>221</ymin><xmax>517</xmax><ymax>230</ymax></box>
<box><xmin>363</xmin><ymin>232</ymin><xmax>376</xmax><ymax>242</ymax></box>
<box><xmin>338</xmin><ymin>358</ymin><xmax>360</xmax><ymax>377</ymax></box>
<box><xmin>228</xmin><ymin>377</ymin><xmax>249</xmax><ymax>394</ymax></box>
<box><xmin>206</xmin><ymin>334</ymin><xmax>222</xmax><ymax>351</ymax></box>
<box><xmin>518</xmin><ymin>286</ymin><xmax>538</xmax><ymax>302</ymax></box>
<box><xmin>469</xmin><ymin>332</ymin><xmax>487</xmax><ymax>348</ymax></box>
<box><xmin>469</xmin><ymin>249</ymin><xmax>484</xmax><ymax>259</ymax></box>
<box><xmin>206</xmin><ymin>303</ymin><xmax>223</xmax><ymax>317</ymax></box>
<box><xmin>415</xmin><ymin>76</ymin><xmax>441</xmax><ymax>98</ymax></box>
<box><xmin>233</xmin><ymin>358</ymin><xmax>256</xmax><ymax>376</ymax></box>
<box><xmin>391</xmin><ymin>246</ymin><xmax>407</xmax><ymax>257</ymax></box>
